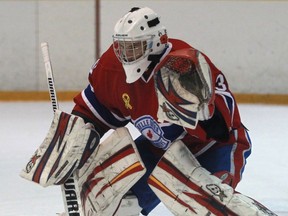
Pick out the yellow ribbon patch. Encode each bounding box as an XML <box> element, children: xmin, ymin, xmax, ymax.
<box><xmin>122</xmin><ymin>93</ymin><xmax>132</xmax><ymax>110</ymax></box>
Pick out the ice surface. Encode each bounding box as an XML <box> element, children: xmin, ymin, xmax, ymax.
<box><xmin>0</xmin><ymin>102</ymin><xmax>287</xmax><ymax>216</ymax></box>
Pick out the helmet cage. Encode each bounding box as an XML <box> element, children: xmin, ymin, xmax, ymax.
<box><xmin>113</xmin><ymin>35</ymin><xmax>155</xmax><ymax>65</ymax></box>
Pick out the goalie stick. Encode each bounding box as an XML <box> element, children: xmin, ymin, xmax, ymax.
<box><xmin>41</xmin><ymin>42</ymin><xmax>84</xmax><ymax>216</ymax></box>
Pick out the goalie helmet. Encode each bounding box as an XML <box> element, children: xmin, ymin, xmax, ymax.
<box><xmin>113</xmin><ymin>7</ymin><xmax>168</xmax><ymax>83</ymax></box>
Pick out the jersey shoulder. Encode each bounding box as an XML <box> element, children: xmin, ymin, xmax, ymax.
<box><xmin>169</xmin><ymin>38</ymin><xmax>192</xmax><ymax>50</ymax></box>
<box><xmin>97</xmin><ymin>45</ymin><xmax>123</xmax><ymax>72</ymax></box>
<box><xmin>90</xmin><ymin>45</ymin><xmax>125</xmax><ymax>84</ymax></box>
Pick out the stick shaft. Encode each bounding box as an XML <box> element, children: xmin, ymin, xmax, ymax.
<box><xmin>40</xmin><ymin>42</ymin><xmax>84</xmax><ymax>216</ymax></box>
<box><xmin>41</xmin><ymin>42</ymin><xmax>59</xmax><ymax>112</ymax></box>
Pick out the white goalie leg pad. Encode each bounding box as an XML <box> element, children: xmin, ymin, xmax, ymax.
<box><xmin>76</xmin><ymin>127</ymin><xmax>146</xmax><ymax>216</ymax></box>
<box><xmin>20</xmin><ymin>110</ymin><xmax>100</xmax><ymax>187</ymax></box>
<box><xmin>148</xmin><ymin>140</ymin><xmax>277</xmax><ymax>216</ymax></box>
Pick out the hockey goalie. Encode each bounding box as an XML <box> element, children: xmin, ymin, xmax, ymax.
<box><xmin>21</xmin><ymin>6</ymin><xmax>277</xmax><ymax>216</ymax></box>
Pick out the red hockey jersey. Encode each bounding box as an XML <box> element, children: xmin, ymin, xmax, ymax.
<box><xmin>73</xmin><ymin>38</ymin><xmax>250</xmax><ymax>157</ymax></box>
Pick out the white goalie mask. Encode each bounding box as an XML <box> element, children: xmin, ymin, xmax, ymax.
<box><xmin>155</xmin><ymin>48</ymin><xmax>215</xmax><ymax>129</ymax></box>
<box><xmin>113</xmin><ymin>7</ymin><xmax>168</xmax><ymax>83</ymax></box>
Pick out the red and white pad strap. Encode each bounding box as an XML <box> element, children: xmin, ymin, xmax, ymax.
<box><xmin>148</xmin><ymin>140</ymin><xmax>277</xmax><ymax>216</ymax></box>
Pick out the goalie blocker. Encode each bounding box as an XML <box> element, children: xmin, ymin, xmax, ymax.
<box><xmin>20</xmin><ymin>110</ymin><xmax>146</xmax><ymax>216</ymax></box>
<box><xmin>20</xmin><ymin>110</ymin><xmax>100</xmax><ymax>186</ymax></box>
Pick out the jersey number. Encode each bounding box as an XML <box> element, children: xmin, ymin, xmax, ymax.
<box><xmin>215</xmin><ymin>74</ymin><xmax>227</xmax><ymax>91</ymax></box>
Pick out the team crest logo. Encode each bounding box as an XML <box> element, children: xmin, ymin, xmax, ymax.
<box><xmin>122</xmin><ymin>93</ymin><xmax>132</xmax><ymax>110</ymax></box>
<box><xmin>134</xmin><ymin>115</ymin><xmax>170</xmax><ymax>149</ymax></box>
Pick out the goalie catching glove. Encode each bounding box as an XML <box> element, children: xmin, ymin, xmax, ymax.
<box><xmin>155</xmin><ymin>48</ymin><xmax>215</xmax><ymax>129</ymax></box>
<box><xmin>20</xmin><ymin>110</ymin><xmax>100</xmax><ymax>187</ymax></box>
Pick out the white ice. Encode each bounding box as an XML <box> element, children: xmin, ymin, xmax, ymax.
<box><xmin>0</xmin><ymin>102</ymin><xmax>287</xmax><ymax>216</ymax></box>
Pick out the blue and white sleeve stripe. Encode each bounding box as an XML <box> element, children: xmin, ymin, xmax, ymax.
<box><xmin>81</xmin><ymin>85</ymin><xmax>129</xmax><ymax>129</ymax></box>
